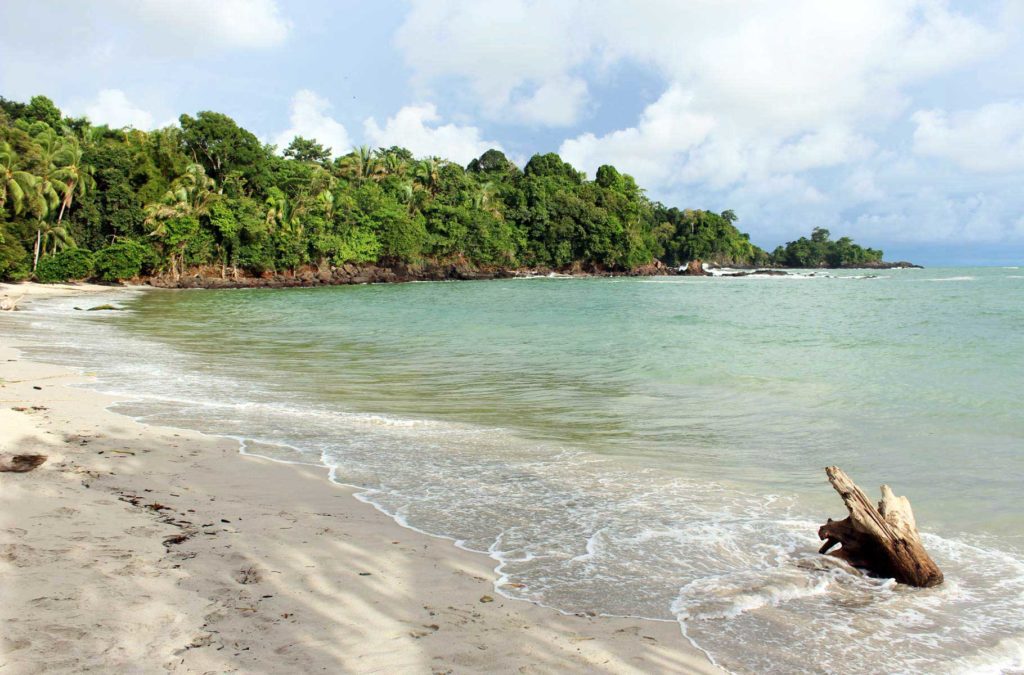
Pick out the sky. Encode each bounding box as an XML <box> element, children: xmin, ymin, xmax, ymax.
<box><xmin>2</xmin><ymin>0</ymin><xmax>1023</xmax><ymax>265</ymax></box>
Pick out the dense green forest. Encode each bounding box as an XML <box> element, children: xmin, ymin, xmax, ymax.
<box><xmin>0</xmin><ymin>95</ymin><xmax>882</xmax><ymax>283</ymax></box>
<box><xmin>770</xmin><ymin>227</ymin><xmax>883</xmax><ymax>268</ymax></box>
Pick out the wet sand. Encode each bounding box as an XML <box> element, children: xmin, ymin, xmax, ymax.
<box><xmin>0</xmin><ymin>282</ymin><xmax>720</xmax><ymax>673</ymax></box>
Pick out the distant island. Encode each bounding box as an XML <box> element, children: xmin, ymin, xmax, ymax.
<box><xmin>1</xmin><ymin>95</ymin><xmax>912</xmax><ymax>287</ymax></box>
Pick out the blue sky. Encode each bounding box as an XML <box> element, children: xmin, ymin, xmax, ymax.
<box><xmin>2</xmin><ymin>0</ymin><xmax>1023</xmax><ymax>265</ymax></box>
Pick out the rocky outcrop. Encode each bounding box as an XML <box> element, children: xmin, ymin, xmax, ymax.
<box><xmin>845</xmin><ymin>261</ymin><xmax>923</xmax><ymax>269</ymax></box>
<box><xmin>680</xmin><ymin>259</ymin><xmax>711</xmax><ymax>276</ymax></box>
<box><xmin>143</xmin><ymin>259</ymin><xmax>675</xmax><ymax>290</ymax></box>
<box><xmin>628</xmin><ymin>259</ymin><xmax>669</xmax><ymax>276</ymax></box>
<box><xmin>114</xmin><ymin>256</ymin><xmax>926</xmax><ymax>289</ymax></box>
<box><xmin>721</xmin><ymin>269</ymin><xmax>789</xmax><ymax>277</ymax></box>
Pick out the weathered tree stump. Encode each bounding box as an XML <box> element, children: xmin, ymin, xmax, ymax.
<box><xmin>818</xmin><ymin>466</ymin><xmax>943</xmax><ymax>588</ymax></box>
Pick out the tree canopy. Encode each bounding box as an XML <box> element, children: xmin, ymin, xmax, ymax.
<box><xmin>771</xmin><ymin>227</ymin><xmax>883</xmax><ymax>268</ymax></box>
<box><xmin>283</xmin><ymin>136</ymin><xmax>332</xmax><ymax>165</ymax></box>
<box><xmin>0</xmin><ymin>94</ymin><xmax>886</xmax><ymax>283</ymax></box>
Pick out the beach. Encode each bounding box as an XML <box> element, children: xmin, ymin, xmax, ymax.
<box><xmin>0</xmin><ymin>283</ymin><xmax>720</xmax><ymax>674</ymax></box>
<box><xmin>5</xmin><ymin>3</ymin><xmax>1023</xmax><ymax>671</ymax></box>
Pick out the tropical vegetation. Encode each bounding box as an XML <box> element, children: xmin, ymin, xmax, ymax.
<box><xmin>770</xmin><ymin>227</ymin><xmax>883</xmax><ymax>268</ymax></box>
<box><xmin>0</xmin><ymin>94</ymin><xmax>884</xmax><ymax>283</ymax></box>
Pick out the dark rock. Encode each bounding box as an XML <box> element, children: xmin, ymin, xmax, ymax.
<box><xmin>681</xmin><ymin>259</ymin><xmax>711</xmax><ymax>276</ymax></box>
<box><xmin>723</xmin><ymin>269</ymin><xmax>789</xmax><ymax>277</ymax></box>
<box><xmin>835</xmin><ymin>260</ymin><xmax>922</xmax><ymax>269</ymax></box>
<box><xmin>630</xmin><ymin>259</ymin><xmax>668</xmax><ymax>276</ymax></box>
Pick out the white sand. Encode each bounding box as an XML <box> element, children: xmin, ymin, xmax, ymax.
<box><xmin>0</xmin><ymin>283</ymin><xmax>720</xmax><ymax>673</ymax></box>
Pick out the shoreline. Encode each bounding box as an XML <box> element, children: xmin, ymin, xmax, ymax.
<box><xmin>1</xmin><ymin>255</ymin><xmax>922</xmax><ymax>295</ymax></box>
<box><xmin>134</xmin><ymin>259</ymin><xmax>924</xmax><ymax>289</ymax></box>
<box><xmin>0</xmin><ymin>284</ymin><xmax>720</xmax><ymax>673</ymax></box>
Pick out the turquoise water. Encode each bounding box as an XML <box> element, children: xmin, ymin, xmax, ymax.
<box><xmin>10</xmin><ymin>267</ymin><xmax>1024</xmax><ymax>673</ymax></box>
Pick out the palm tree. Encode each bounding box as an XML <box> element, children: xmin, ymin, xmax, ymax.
<box><xmin>265</xmin><ymin>191</ymin><xmax>299</xmax><ymax>235</ymax></box>
<box><xmin>0</xmin><ymin>142</ymin><xmax>37</xmax><ymax>217</ymax></box>
<box><xmin>29</xmin><ymin>179</ymin><xmax>63</xmax><ymax>272</ymax></box>
<box><xmin>37</xmin><ymin>220</ymin><xmax>75</xmax><ymax>255</ymax></box>
<box><xmin>378</xmin><ymin>149</ymin><xmax>409</xmax><ymax>178</ymax></box>
<box><xmin>264</xmin><ymin>190</ymin><xmax>308</xmax><ymax>274</ymax></box>
<box><xmin>470</xmin><ymin>180</ymin><xmax>502</xmax><ymax>218</ymax></box>
<box><xmin>32</xmin><ymin>126</ymin><xmax>64</xmax><ymax>166</ymax></box>
<box><xmin>412</xmin><ymin>157</ymin><xmax>444</xmax><ymax>195</ymax></box>
<box><xmin>52</xmin><ymin>139</ymin><xmax>96</xmax><ymax>226</ymax></box>
<box><xmin>31</xmin><ymin>127</ymin><xmax>70</xmax><ymax>214</ymax></box>
<box><xmin>32</xmin><ymin>174</ymin><xmax>61</xmax><ymax>220</ymax></box>
<box><xmin>306</xmin><ymin>167</ymin><xmax>336</xmax><ymax>204</ymax></box>
<box><xmin>146</xmin><ymin>164</ymin><xmax>217</xmax><ymax>229</ymax></box>
<box><xmin>29</xmin><ymin>127</ymin><xmax>68</xmax><ymax>270</ymax></box>
<box><xmin>317</xmin><ymin>188</ymin><xmax>334</xmax><ymax>221</ymax></box>
<box><xmin>337</xmin><ymin>146</ymin><xmax>382</xmax><ymax>183</ymax></box>
<box><xmin>144</xmin><ymin>163</ymin><xmax>217</xmax><ymax>278</ymax></box>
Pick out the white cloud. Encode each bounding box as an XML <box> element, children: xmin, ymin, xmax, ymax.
<box><xmin>560</xmin><ymin>87</ymin><xmax>873</xmax><ymax>191</ymax></box>
<box><xmin>773</xmin><ymin>127</ymin><xmax>875</xmax><ymax>174</ymax></box>
<box><xmin>844</xmin><ymin>168</ymin><xmax>885</xmax><ymax>203</ymax></box>
<box><xmin>273</xmin><ymin>90</ymin><xmax>352</xmax><ymax>158</ymax></box>
<box><xmin>399</xmin><ymin>0</ymin><xmax>998</xmax><ymax>225</ymax></box>
<box><xmin>397</xmin><ymin>0</ymin><xmax>995</xmax><ymax>134</ymax></box>
<box><xmin>395</xmin><ymin>0</ymin><xmax>593</xmax><ymax>126</ymax></box>
<box><xmin>395</xmin><ymin>2</ymin><xmax>1010</xmax><ymax>251</ymax></box>
<box><xmin>125</xmin><ymin>0</ymin><xmax>291</xmax><ymax>49</ymax></box>
<box><xmin>525</xmin><ymin>0</ymin><xmax>1007</xmax><ymax>241</ymax></box>
<box><xmin>559</xmin><ymin>85</ymin><xmax>715</xmax><ymax>184</ymax></box>
<box><xmin>363</xmin><ymin>104</ymin><xmax>501</xmax><ymax>165</ymax></box>
<box><xmin>912</xmin><ymin>102</ymin><xmax>1024</xmax><ymax>172</ymax></box>
<box><xmin>0</xmin><ymin>1</ymin><xmax>291</xmax><ymax>114</ymax></box>
<box><xmin>739</xmin><ymin>174</ymin><xmax>826</xmax><ymax>203</ymax></box>
<box><xmin>511</xmin><ymin>77</ymin><xmax>589</xmax><ymax>127</ymax></box>
<box><xmin>84</xmin><ymin>89</ymin><xmax>156</xmax><ymax>130</ymax></box>
<box><xmin>850</xmin><ymin>189</ymin><xmax>1024</xmax><ymax>244</ymax></box>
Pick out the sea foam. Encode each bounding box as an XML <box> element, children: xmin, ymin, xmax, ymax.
<box><xmin>7</xmin><ymin>279</ymin><xmax>1024</xmax><ymax>675</ymax></box>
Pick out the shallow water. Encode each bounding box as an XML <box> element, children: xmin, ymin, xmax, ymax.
<box><xmin>8</xmin><ymin>267</ymin><xmax>1024</xmax><ymax>674</ymax></box>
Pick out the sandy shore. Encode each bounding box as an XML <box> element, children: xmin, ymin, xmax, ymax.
<box><xmin>0</xmin><ymin>282</ymin><xmax>720</xmax><ymax>674</ymax></box>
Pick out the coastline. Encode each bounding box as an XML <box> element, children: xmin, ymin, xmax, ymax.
<box><xmin>7</xmin><ymin>257</ymin><xmax>918</xmax><ymax>292</ymax></box>
<box><xmin>0</xmin><ymin>284</ymin><xmax>720</xmax><ymax>673</ymax></box>
<box><xmin>144</xmin><ymin>258</ymin><xmax>921</xmax><ymax>289</ymax></box>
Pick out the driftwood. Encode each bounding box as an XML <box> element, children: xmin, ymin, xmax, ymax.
<box><xmin>0</xmin><ymin>294</ymin><xmax>25</xmax><ymax>311</ymax></box>
<box><xmin>818</xmin><ymin>466</ymin><xmax>943</xmax><ymax>587</ymax></box>
<box><xmin>0</xmin><ymin>454</ymin><xmax>47</xmax><ymax>473</ymax></box>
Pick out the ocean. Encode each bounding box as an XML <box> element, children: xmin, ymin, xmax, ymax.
<box><xmin>9</xmin><ymin>267</ymin><xmax>1024</xmax><ymax>673</ymax></box>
